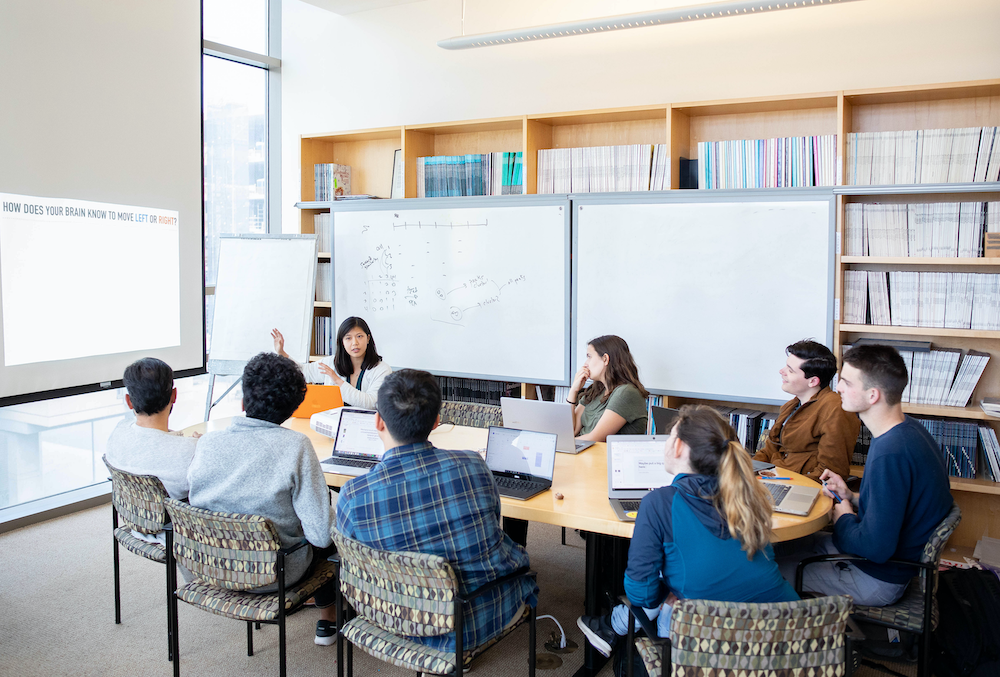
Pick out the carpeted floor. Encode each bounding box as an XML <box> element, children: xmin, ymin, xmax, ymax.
<box><xmin>0</xmin><ymin>504</ymin><xmax>919</xmax><ymax>677</ymax></box>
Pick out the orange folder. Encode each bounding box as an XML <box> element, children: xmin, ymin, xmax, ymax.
<box><xmin>292</xmin><ymin>385</ymin><xmax>344</xmax><ymax>418</ymax></box>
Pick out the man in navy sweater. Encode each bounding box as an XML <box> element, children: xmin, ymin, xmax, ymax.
<box><xmin>797</xmin><ymin>344</ymin><xmax>952</xmax><ymax>606</ymax></box>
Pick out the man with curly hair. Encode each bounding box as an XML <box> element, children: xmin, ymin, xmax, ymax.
<box><xmin>187</xmin><ymin>352</ymin><xmax>338</xmax><ymax>645</ymax></box>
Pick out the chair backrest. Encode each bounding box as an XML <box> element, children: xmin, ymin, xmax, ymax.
<box><xmin>439</xmin><ymin>401</ymin><xmax>502</xmax><ymax>429</ymax></box>
<box><xmin>332</xmin><ymin>529</ymin><xmax>459</xmax><ymax>638</ymax></box>
<box><xmin>669</xmin><ymin>595</ymin><xmax>852</xmax><ymax>675</ymax></box>
<box><xmin>103</xmin><ymin>455</ymin><xmax>169</xmax><ymax>534</ymax></box>
<box><xmin>920</xmin><ymin>503</ymin><xmax>962</xmax><ymax>565</ymax></box>
<box><xmin>163</xmin><ymin>497</ymin><xmax>281</xmax><ymax>591</ymax></box>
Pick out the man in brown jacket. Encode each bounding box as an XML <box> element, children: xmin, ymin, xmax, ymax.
<box><xmin>753</xmin><ymin>340</ymin><xmax>860</xmax><ymax>480</ymax></box>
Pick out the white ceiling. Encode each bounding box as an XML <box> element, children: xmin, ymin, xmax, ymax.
<box><xmin>297</xmin><ymin>0</ymin><xmax>424</xmax><ymax>15</ymax></box>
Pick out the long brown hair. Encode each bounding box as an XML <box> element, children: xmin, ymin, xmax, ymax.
<box><xmin>674</xmin><ymin>405</ymin><xmax>772</xmax><ymax>558</ymax></box>
<box><xmin>581</xmin><ymin>335</ymin><xmax>649</xmax><ymax>404</ymax></box>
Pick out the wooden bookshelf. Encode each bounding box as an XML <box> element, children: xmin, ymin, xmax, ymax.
<box><xmin>298</xmin><ymin>79</ymin><xmax>1000</xmax><ymax>548</ymax></box>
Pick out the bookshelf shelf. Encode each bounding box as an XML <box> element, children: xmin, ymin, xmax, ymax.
<box><xmin>901</xmin><ymin>403</ymin><xmax>994</xmax><ymax>421</ymax></box>
<box><xmin>840</xmin><ymin>257</ymin><xmax>1000</xmax><ymax>266</ymax></box>
<box><xmin>849</xmin><ymin>465</ymin><xmax>1000</xmax><ymax>495</ymax></box>
<box><xmin>839</xmin><ymin>325</ymin><xmax>1000</xmax><ymax>340</ymax></box>
<box><xmin>835</xmin><ymin>183</ymin><xmax>1000</xmax><ymax>196</ymax></box>
<box><xmin>318</xmin><ymin>252</ymin><xmax>330</xmax><ymax>259</ymax></box>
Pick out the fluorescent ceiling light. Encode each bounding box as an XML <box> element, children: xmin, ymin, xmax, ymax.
<box><xmin>438</xmin><ymin>0</ymin><xmax>864</xmax><ymax>50</ymax></box>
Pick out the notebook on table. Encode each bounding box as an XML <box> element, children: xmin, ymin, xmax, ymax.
<box><xmin>319</xmin><ymin>408</ymin><xmax>385</xmax><ymax>476</ymax></box>
<box><xmin>500</xmin><ymin>397</ymin><xmax>595</xmax><ymax>454</ymax></box>
<box><xmin>485</xmin><ymin>426</ymin><xmax>558</xmax><ymax>501</ymax></box>
<box><xmin>760</xmin><ymin>481</ymin><xmax>820</xmax><ymax>516</ymax></box>
<box><xmin>607</xmin><ymin>434</ymin><xmax>675</xmax><ymax>521</ymax></box>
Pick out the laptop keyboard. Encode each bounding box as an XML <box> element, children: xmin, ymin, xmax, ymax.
<box><xmin>763</xmin><ymin>482</ymin><xmax>791</xmax><ymax>504</ymax></box>
<box><xmin>494</xmin><ymin>477</ymin><xmax>544</xmax><ymax>493</ymax></box>
<box><xmin>330</xmin><ymin>458</ymin><xmax>375</xmax><ymax>469</ymax></box>
<box><xmin>619</xmin><ymin>500</ymin><xmax>642</xmax><ymax>513</ymax></box>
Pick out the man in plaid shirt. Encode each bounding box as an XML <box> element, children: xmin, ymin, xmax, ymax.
<box><xmin>336</xmin><ymin>369</ymin><xmax>537</xmax><ymax>652</ymax></box>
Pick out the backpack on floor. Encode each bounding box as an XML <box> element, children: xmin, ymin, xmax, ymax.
<box><xmin>932</xmin><ymin>567</ymin><xmax>1000</xmax><ymax>677</ymax></box>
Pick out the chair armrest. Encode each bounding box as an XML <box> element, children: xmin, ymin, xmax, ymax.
<box><xmin>463</xmin><ymin>567</ymin><xmax>536</xmax><ymax>603</ymax></box>
<box><xmin>795</xmin><ymin>553</ymin><xmax>934</xmax><ymax>594</ymax></box>
<box><xmin>619</xmin><ymin>596</ymin><xmax>659</xmax><ymax>638</ymax></box>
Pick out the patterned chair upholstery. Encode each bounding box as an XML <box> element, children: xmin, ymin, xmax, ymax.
<box><xmin>438</xmin><ymin>401</ymin><xmax>502</xmax><ymax>429</ymax></box>
<box><xmin>625</xmin><ymin>595</ymin><xmax>852</xmax><ymax>677</ymax></box>
<box><xmin>103</xmin><ymin>455</ymin><xmax>173</xmax><ymax>660</ymax></box>
<box><xmin>163</xmin><ymin>498</ymin><xmax>337</xmax><ymax>677</ymax></box>
<box><xmin>795</xmin><ymin>502</ymin><xmax>961</xmax><ymax>677</ymax></box>
<box><xmin>332</xmin><ymin>529</ymin><xmax>536</xmax><ymax>677</ymax></box>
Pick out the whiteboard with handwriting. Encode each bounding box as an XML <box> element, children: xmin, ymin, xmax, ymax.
<box><xmin>330</xmin><ymin>197</ymin><xmax>570</xmax><ymax>384</ymax></box>
<box><xmin>573</xmin><ymin>191</ymin><xmax>835</xmax><ymax>404</ymax></box>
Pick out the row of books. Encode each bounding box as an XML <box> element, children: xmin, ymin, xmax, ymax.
<box><xmin>313</xmin><ymin>213</ymin><xmax>333</xmax><ymax>252</ymax></box>
<box><xmin>843</xmin><ymin>271</ymin><xmax>1000</xmax><ymax>330</ymax></box>
<box><xmin>415</xmin><ymin>153</ymin><xmax>524</xmax><ymax>198</ymax></box>
<box><xmin>844</xmin><ymin>201</ymin><xmax>999</xmax><ymax>258</ymax></box>
<box><xmin>846</xmin><ymin>127</ymin><xmax>1000</xmax><ymax>186</ymax></box>
<box><xmin>314</xmin><ymin>163</ymin><xmax>352</xmax><ymax>200</ymax></box>
<box><xmin>436</xmin><ymin>377</ymin><xmax>521</xmax><ymax>406</ymax></box>
<box><xmin>697</xmin><ymin>134</ymin><xmax>837</xmax><ymax>189</ymax></box>
<box><xmin>716</xmin><ymin>407</ymin><xmax>777</xmax><ymax>454</ymax></box>
<box><xmin>916</xmin><ymin>418</ymin><xmax>982</xmax><ymax>479</ymax></box>
<box><xmin>898</xmin><ymin>348</ymin><xmax>990</xmax><ymax>407</ymax></box>
<box><xmin>315</xmin><ymin>262</ymin><xmax>331</xmax><ymax>303</ymax></box>
<box><xmin>313</xmin><ymin>316</ymin><xmax>333</xmax><ymax>356</ymax></box>
<box><xmin>536</xmin><ymin>144</ymin><xmax>669</xmax><ymax>194</ymax></box>
<box><xmin>982</xmin><ymin>426</ymin><xmax>1000</xmax><ymax>483</ymax></box>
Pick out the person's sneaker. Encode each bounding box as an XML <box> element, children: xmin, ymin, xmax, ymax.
<box><xmin>315</xmin><ymin>620</ymin><xmax>337</xmax><ymax>646</ymax></box>
<box><xmin>576</xmin><ymin>614</ymin><xmax>618</xmax><ymax>658</ymax></box>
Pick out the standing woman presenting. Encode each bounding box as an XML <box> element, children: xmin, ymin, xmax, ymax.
<box><xmin>271</xmin><ymin>317</ymin><xmax>391</xmax><ymax>409</ymax></box>
<box><xmin>569</xmin><ymin>335</ymin><xmax>649</xmax><ymax>441</ymax></box>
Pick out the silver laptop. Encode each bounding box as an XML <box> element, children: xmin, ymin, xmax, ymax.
<box><xmin>760</xmin><ymin>481</ymin><xmax>820</xmax><ymax>516</ymax></box>
<box><xmin>319</xmin><ymin>408</ymin><xmax>386</xmax><ymax>476</ymax></box>
<box><xmin>485</xmin><ymin>426</ymin><xmax>558</xmax><ymax>501</ymax></box>
<box><xmin>607</xmin><ymin>434</ymin><xmax>675</xmax><ymax>521</ymax></box>
<box><xmin>500</xmin><ymin>397</ymin><xmax>596</xmax><ymax>454</ymax></box>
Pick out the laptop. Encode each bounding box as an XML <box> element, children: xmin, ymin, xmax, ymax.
<box><xmin>500</xmin><ymin>397</ymin><xmax>596</xmax><ymax>454</ymax></box>
<box><xmin>760</xmin><ymin>481</ymin><xmax>820</xmax><ymax>516</ymax></box>
<box><xmin>293</xmin><ymin>385</ymin><xmax>344</xmax><ymax>418</ymax></box>
<box><xmin>318</xmin><ymin>408</ymin><xmax>386</xmax><ymax>476</ymax></box>
<box><xmin>653</xmin><ymin>405</ymin><xmax>774</xmax><ymax>472</ymax></box>
<box><xmin>606</xmin><ymin>434</ymin><xmax>675</xmax><ymax>521</ymax></box>
<box><xmin>485</xmin><ymin>426</ymin><xmax>558</xmax><ymax>500</ymax></box>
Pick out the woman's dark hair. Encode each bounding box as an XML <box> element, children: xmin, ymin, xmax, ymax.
<box><xmin>376</xmin><ymin>369</ymin><xmax>442</xmax><ymax>445</ymax></box>
<box><xmin>674</xmin><ymin>405</ymin><xmax>772</xmax><ymax>557</ymax></box>
<box><xmin>123</xmin><ymin>357</ymin><xmax>174</xmax><ymax>415</ymax></box>
<box><xmin>333</xmin><ymin>316</ymin><xmax>382</xmax><ymax>378</ymax></box>
<box><xmin>581</xmin><ymin>335</ymin><xmax>649</xmax><ymax>404</ymax></box>
<box><xmin>242</xmin><ymin>352</ymin><xmax>307</xmax><ymax>424</ymax></box>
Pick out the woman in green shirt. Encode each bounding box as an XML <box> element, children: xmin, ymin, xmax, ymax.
<box><xmin>569</xmin><ymin>335</ymin><xmax>650</xmax><ymax>441</ymax></box>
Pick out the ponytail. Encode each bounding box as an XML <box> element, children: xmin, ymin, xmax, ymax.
<box><xmin>715</xmin><ymin>440</ymin><xmax>773</xmax><ymax>558</ymax></box>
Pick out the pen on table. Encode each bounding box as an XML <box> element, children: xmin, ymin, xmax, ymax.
<box><xmin>822</xmin><ymin>480</ymin><xmax>842</xmax><ymax>503</ymax></box>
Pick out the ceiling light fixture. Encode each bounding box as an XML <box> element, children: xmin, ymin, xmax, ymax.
<box><xmin>438</xmin><ymin>0</ymin><xmax>863</xmax><ymax>50</ymax></box>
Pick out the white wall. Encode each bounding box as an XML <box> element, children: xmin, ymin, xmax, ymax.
<box><xmin>281</xmin><ymin>0</ymin><xmax>1000</xmax><ymax>231</ymax></box>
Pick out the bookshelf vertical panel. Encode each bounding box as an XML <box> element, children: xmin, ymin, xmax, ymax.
<box><xmin>402</xmin><ymin>129</ymin><xmax>435</xmax><ymax>198</ymax></box>
<box><xmin>524</xmin><ymin>118</ymin><xmax>552</xmax><ymax>195</ymax></box>
<box><xmin>668</xmin><ymin>107</ymin><xmax>690</xmax><ymax>190</ymax></box>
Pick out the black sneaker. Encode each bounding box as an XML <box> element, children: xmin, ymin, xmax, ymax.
<box><xmin>577</xmin><ymin>614</ymin><xmax>618</xmax><ymax>658</ymax></box>
<box><xmin>315</xmin><ymin>620</ymin><xmax>337</xmax><ymax>646</ymax></box>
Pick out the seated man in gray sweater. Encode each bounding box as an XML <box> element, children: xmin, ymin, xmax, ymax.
<box><xmin>187</xmin><ymin>352</ymin><xmax>338</xmax><ymax>646</ymax></box>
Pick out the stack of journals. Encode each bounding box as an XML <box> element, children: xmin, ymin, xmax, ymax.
<box><xmin>436</xmin><ymin>377</ymin><xmax>521</xmax><ymax>405</ymax></box>
<box><xmin>313</xmin><ymin>213</ymin><xmax>332</xmax><ymax>252</ymax></box>
<box><xmin>844</xmin><ymin>202</ymin><xmax>997</xmax><ymax>258</ymax></box>
<box><xmin>981</xmin><ymin>426</ymin><xmax>1000</xmax><ymax>482</ymax></box>
<box><xmin>315</xmin><ymin>262</ymin><xmax>331</xmax><ymax>303</ymax></box>
<box><xmin>715</xmin><ymin>407</ymin><xmax>777</xmax><ymax>454</ymax></box>
<box><xmin>846</xmin><ymin>126</ymin><xmax>1000</xmax><ymax>185</ymax></box>
<box><xmin>697</xmin><ymin>134</ymin><xmax>837</xmax><ymax>189</ymax></box>
<box><xmin>415</xmin><ymin>152</ymin><xmax>523</xmax><ymax>197</ymax></box>
<box><xmin>536</xmin><ymin>144</ymin><xmax>668</xmax><ymax>193</ymax></box>
<box><xmin>916</xmin><ymin>418</ymin><xmax>980</xmax><ymax>479</ymax></box>
<box><xmin>313</xmin><ymin>316</ymin><xmax>332</xmax><ymax>355</ymax></box>
<box><xmin>898</xmin><ymin>349</ymin><xmax>990</xmax><ymax>407</ymax></box>
<box><xmin>314</xmin><ymin>163</ymin><xmax>351</xmax><ymax>200</ymax></box>
<box><xmin>843</xmin><ymin>271</ymin><xmax>1000</xmax><ymax>330</ymax></box>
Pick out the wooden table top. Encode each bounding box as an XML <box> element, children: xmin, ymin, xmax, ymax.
<box><xmin>187</xmin><ymin>416</ymin><xmax>831</xmax><ymax>542</ymax></box>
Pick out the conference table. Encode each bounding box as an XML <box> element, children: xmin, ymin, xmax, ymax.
<box><xmin>188</xmin><ymin>415</ymin><xmax>832</xmax><ymax>676</ymax></box>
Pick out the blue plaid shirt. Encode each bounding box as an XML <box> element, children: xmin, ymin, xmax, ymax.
<box><xmin>337</xmin><ymin>441</ymin><xmax>537</xmax><ymax>652</ymax></box>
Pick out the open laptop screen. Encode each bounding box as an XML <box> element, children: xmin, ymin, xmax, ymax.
<box><xmin>610</xmin><ymin>439</ymin><xmax>675</xmax><ymax>491</ymax></box>
<box><xmin>333</xmin><ymin>409</ymin><xmax>385</xmax><ymax>460</ymax></box>
<box><xmin>486</xmin><ymin>427</ymin><xmax>557</xmax><ymax>480</ymax></box>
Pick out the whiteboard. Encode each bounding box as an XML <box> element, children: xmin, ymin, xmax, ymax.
<box><xmin>573</xmin><ymin>192</ymin><xmax>834</xmax><ymax>404</ymax></box>
<box><xmin>210</xmin><ymin>235</ymin><xmax>317</xmax><ymax>369</ymax></box>
<box><xmin>331</xmin><ymin>197</ymin><xmax>570</xmax><ymax>384</ymax></box>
